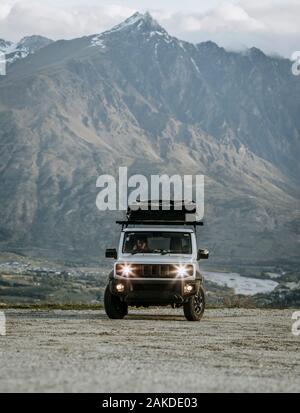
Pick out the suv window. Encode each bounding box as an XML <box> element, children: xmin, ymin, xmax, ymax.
<box><xmin>123</xmin><ymin>232</ymin><xmax>192</xmax><ymax>254</ymax></box>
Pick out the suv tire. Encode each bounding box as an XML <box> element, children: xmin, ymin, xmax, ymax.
<box><xmin>104</xmin><ymin>285</ymin><xmax>128</xmax><ymax>319</ymax></box>
<box><xmin>183</xmin><ymin>285</ymin><xmax>205</xmax><ymax>321</ymax></box>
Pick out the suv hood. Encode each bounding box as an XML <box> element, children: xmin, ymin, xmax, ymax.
<box><xmin>117</xmin><ymin>255</ymin><xmax>194</xmax><ymax>264</ymax></box>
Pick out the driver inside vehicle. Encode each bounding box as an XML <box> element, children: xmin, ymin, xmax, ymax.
<box><xmin>133</xmin><ymin>237</ymin><xmax>151</xmax><ymax>253</ymax></box>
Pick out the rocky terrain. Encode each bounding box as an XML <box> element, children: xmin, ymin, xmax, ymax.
<box><xmin>0</xmin><ymin>12</ymin><xmax>299</xmax><ymax>268</ymax></box>
<box><xmin>0</xmin><ymin>308</ymin><xmax>299</xmax><ymax>393</ymax></box>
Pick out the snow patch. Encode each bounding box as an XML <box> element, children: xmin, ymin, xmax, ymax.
<box><xmin>150</xmin><ymin>31</ymin><xmax>166</xmax><ymax>38</ymax></box>
<box><xmin>6</xmin><ymin>48</ymin><xmax>30</xmax><ymax>64</ymax></box>
<box><xmin>179</xmin><ymin>41</ymin><xmax>186</xmax><ymax>53</ymax></box>
<box><xmin>154</xmin><ymin>42</ymin><xmax>159</xmax><ymax>58</ymax></box>
<box><xmin>101</xmin><ymin>12</ymin><xmax>160</xmax><ymax>36</ymax></box>
<box><xmin>0</xmin><ymin>36</ymin><xmax>53</xmax><ymax>66</ymax></box>
<box><xmin>190</xmin><ymin>57</ymin><xmax>201</xmax><ymax>75</ymax></box>
<box><xmin>0</xmin><ymin>41</ymin><xmax>16</xmax><ymax>55</ymax></box>
<box><xmin>147</xmin><ymin>31</ymin><xmax>173</xmax><ymax>46</ymax></box>
<box><xmin>90</xmin><ymin>36</ymin><xmax>106</xmax><ymax>49</ymax></box>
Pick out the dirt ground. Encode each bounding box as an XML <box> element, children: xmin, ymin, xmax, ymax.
<box><xmin>0</xmin><ymin>308</ymin><xmax>299</xmax><ymax>393</ymax></box>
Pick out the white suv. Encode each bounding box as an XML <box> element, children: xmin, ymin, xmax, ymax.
<box><xmin>104</xmin><ymin>202</ymin><xmax>209</xmax><ymax>321</ymax></box>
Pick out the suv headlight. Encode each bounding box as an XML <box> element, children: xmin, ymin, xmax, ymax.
<box><xmin>175</xmin><ymin>264</ymin><xmax>194</xmax><ymax>278</ymax></box>
<box><xmin>115</xmin><ymin>263</ymin><xmax>133</xmax><ymax>277</ymax></box>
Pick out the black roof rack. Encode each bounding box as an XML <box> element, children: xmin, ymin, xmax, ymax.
<box><xmin>117</xmin><ymin>220</ymin><xmax>204</xmax><ymax>227</ymax></box>
<box><xmin>116</xmin><ymin>200</ymin><xmax>203</xmax><ymax>230</ymax></box>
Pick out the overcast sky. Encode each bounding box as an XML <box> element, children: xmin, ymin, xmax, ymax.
<box><xmin>1</xmin><ymin>0</ymin><xmax>300</xmax><ymax>57</ymax></box>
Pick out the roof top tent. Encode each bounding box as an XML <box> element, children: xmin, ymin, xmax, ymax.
<box><xmin>116</xmin><ymin>200</ymin><xmax>204</xmax><ymax>229</ymax></box>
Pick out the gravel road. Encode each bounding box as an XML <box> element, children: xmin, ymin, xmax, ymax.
<box><xmin>0</xmin><ymin>308</ymin><xmax>299</xmax><ymax>393</ymax></box>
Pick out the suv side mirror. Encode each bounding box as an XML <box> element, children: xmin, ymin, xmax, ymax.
<box><xmin>105</xmin><ymin>248</ymin><xmax>117</xmax><ymax>259</ymax></box>
<box><xmin>197</xmin><ymin>248</ymin><xmax>209</xmax><ymax>260</ymax></box>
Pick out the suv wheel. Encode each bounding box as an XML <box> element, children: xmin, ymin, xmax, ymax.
<box><xmin>183</xmin><ymin>285</ymin><xmax>205</xmax><ymax>321</ymax></box>
<box><xmin>104</xmin><ymin>285</ymin><xmax>128</xmax><ymax>319</ymax></box>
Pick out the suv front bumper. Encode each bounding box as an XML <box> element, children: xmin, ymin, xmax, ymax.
<box><xmin>109</xmin><ymin>278</ymin><xmax>200</xmax><ymax>305</ymax></box>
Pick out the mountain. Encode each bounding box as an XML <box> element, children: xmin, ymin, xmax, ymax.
<box><xmin>0</xmin><ymin>12</ymin><xmax>299</xmax><ymax>266</ymax></box>
<box><xmin>0</xmin><ymin>35</ymin><xmax>53</xmax><ymax>65</ymax></box>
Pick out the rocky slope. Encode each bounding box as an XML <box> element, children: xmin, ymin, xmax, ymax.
<box><xmin>0</xmin><ymin>13</ymin><xmax>299</xmax><ymax>266</ymax></box>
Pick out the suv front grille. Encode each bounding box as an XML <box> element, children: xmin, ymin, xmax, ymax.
<box><xmin>115</xmin><ymin>263</ymin><xmax>194</xmax><ymax>278</ymax></box>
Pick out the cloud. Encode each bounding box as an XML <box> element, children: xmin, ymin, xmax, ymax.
<box><xmin>241</xmin><ymin>0</ymin><xmax>300</xmax><ymax>35</ymax></box>
<box><xmin>0</xmin><ymin>0</ymin><xmax>299</xmax><ymax>57</ymax></box>
<box><xmin>0</xmin><ymin>0</ymin><xmax>136</xmax><ymax>41</ymax></box>
<box><xmin>173</xmin><ymin>3</ymin><xmax>266</xmax><ymax>33</ymax></box>
<box><xmin>0</xmin><ymin>0</ymin><xmax>17</xmax><ymax>20</ymax></box>
<box><xmin>155</xmin><ymin>0</ymin><xmax>300</xmax><ymax>57</ymax></box>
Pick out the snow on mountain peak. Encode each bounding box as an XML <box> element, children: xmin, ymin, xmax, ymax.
<box><xmin>111</xmin><ymin>12</ymin><xmax>163</xmax><ymax>32</ymax></box>
<box><xmin>90</xmin><ymin>12</ymin><xmax>169</xmax><ymax>49</ymax></box>
<box><xmin>0</xmin><ymin>35</ymin><xmax>53</xmax><ymax>65</ymax></box>
<box><xmin>103</xmin><ymin>12</ymin><xmax>166</xmax><ymax>36</ymax></box>
<box><xmin>0</xmin><ymin>39</ymin><xmax>14</xmax><ymax>54</ymax></box>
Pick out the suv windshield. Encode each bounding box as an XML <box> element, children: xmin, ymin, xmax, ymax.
<box><xmin>123</xmin><ymin>232</ymin><xmax>192</xmax><ymax>254</ymax></box>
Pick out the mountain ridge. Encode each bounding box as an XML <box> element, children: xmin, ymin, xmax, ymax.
<box><xmin>0</xmin><ymin>13</ymin><xmax>299</xmax><ymax>265</ymax></box>
<box><xmin>0</xmin><ymin>35</ymin><xmax>53</xmax><ymax>65</ymax></box>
